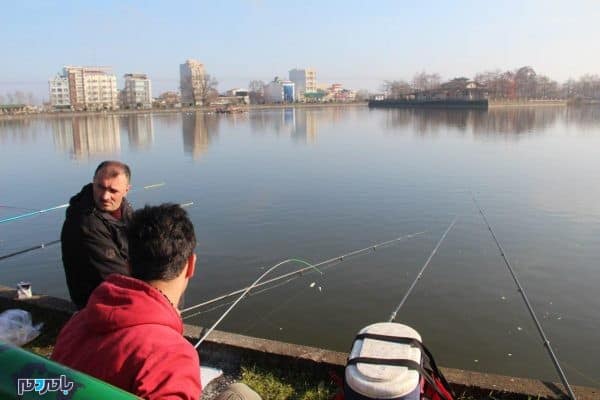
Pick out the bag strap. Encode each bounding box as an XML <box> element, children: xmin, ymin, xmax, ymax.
<box><xmin>347</xmin><ymin>357</ymin><xmax>451</xmax><ymax>400</ymax></box>
<box><xmin>353</xmin><ymin>333</ymin><xmax>453</xmax><ymax>394</ymax></box>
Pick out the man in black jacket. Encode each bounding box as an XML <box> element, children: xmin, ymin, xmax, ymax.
<box><xmin>61</xmin><ymin>161</ymin><xmax>133</xmax><ymax>309</ymax></box>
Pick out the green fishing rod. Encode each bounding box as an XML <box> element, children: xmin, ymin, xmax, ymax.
<box><xmin>181</xmin><ymin>231</ymin><xmax>426</xmax><ymax>319</ymax></box>
<box><xmin>471</xmin><ymin>193</ymin><xmax>577</xmax><ymax>400</ymax></box>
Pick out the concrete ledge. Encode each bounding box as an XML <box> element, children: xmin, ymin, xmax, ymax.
<box><xmin>1</xmin><ymin>285</ymin><xmax>598</xmax><ymax>399</ymax></box>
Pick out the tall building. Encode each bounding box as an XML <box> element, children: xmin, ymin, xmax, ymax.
<box><xmin>123</xmin><ymin>73</ymin><xmax>152</xmax><ymax>109</ymax></box>
<box><xmin>179</xmin><ymin>59</ymin><xmax>205</xmax><ymax>106</ymax></box>
<box><xmin>60</xmin><ymin>66</ymin><xmax>118</xmax><ymax>111</ymax></box>
<box><xmin>49</xmin><ymin>74</ymin><xmax>71</xmax><ymax>109</ymax></box>
<box><xmin>289</xmin><ymin>68</ymin><xmax>317</xmax><ymax>101</ymax></box>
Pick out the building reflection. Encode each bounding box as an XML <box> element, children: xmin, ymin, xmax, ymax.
<box><xmin>291</xmin><ymin>109</ymin><xmax>318</xmax><ymax>144</ymax></box>
<box><xmin>249</xmin><ymin>108</ymin><xmax>321</xmax><ymax>144</ymax></box>
<box><xmin>182</xmin><ymin>112</ymin><xmax>219</xmax><ymax>159</ymax></box>
<box><xmin>124</xmin><ymin>114</ymin><xmax>154</xmax><ymax>151</ymax></box>
<box><xmin>53</xmin><ymin>116</ymin><xmax>120</xmax><ymax>159</ymax></box>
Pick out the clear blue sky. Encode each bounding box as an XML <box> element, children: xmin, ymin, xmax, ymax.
<box><xmin>1</xmin><ymin>0</ymin><xmax>599</xmax><ymax>100</ymax></box>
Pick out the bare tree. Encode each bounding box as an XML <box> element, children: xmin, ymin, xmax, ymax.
<box><xmin>196</xmin><ymin>74</ymin><xmax>218</xmax><ymax>106</ymax></box>
<box><xmin>248</xmin><ymin>80</ymin><xmax>265</xmax><ymax>104</ymax></box>
<box><xmin>412</xmin><ymin>71</ymin><xmax>441</xmax><ymax>91</ymax></box>
<box><xmin>382</xmin><ymin>80</ymin><xmax>412</xmax><ymax>98</ymax></box>
<box><xmin>26</xmin><ymin>92</ymin><xmax>36</xmax><ymax>105</ymax></box>
<box><xmin>355</xmin><ymin>89</ymin><xmax>370</xmax><ymax>102</ymax></box>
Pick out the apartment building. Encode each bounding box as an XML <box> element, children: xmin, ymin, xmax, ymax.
<box><xmin>123</xmin><ymin>73</ymin><xmax>152</xmax><ymax>109</ymax></box>
<box><xmin>49</xmin><ymin>74</ymin><xmax>71</xmax><ymax>109</ymax></box>
<box><xmin>59</xmin><ymin>66</ymin><xmax>118</xmax><ymax>111</ymax></box>
<box><xmin>289</xmin><ymin>68</ymin><xmax>317</xmax><ymax>101</ymax></box>
<box><xmin>180</xmin><ymin>59</ymin><xmax>205</xmax><ymax>106</ymax></box>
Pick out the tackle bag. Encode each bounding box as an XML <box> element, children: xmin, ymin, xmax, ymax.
<box><xmin>343</xmin><ymin>322</ymin><xmax>454</xmax><ymax>400</ymax></box>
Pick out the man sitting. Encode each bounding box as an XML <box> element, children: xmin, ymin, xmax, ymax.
<box><xmin>53</xmin><ymin>203</ymin><xmax>261</xmax><ymax>400</ymax></box>
<box><xmin>53</xmin><ymin>204</ymin><xmax>200</xmax><ymax>399</ymax></box>
<box><xmin>60</xmin><ymin>160</ymin><xmax>134</xmax><ymax>309</ymax></box>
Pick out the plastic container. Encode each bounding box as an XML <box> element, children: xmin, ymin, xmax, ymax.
<box><xmin>345</xmin><ymin>322</ymin><xmax>422</xmax><ymax>400</ymax></box>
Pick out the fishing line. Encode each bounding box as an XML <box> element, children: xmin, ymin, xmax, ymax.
<box><xmin>182</xmin><ymin>276</ymin><xmax>298</xmax><ymax>320</ymax></box>
<box><xmin>388</xmin><ymin>217</ymin><xmax>458</xmax><ymax>322</ymax></box>
<box><xmin>471</xmin><ymin>193</ymin><xmax>577</xmax><ymax>400</ymax></box>
<box><xmin>181</xmin><ymin>231</ymin><xmax>426</xmax><ymax>315</ymax></box>
<box><xmin>0</xmin><ymin>182</ymin><xmax>166</xmax><ymax>224</ymax></box>
<box><xmin>193</xmin><ymin>258</ymin><xmax>321</xmax><ymax>348</ymax></box>
<box><xmin>0</xmin><ymin>193</ymin><xmax>191</xmax><ymax>264</ymax></box>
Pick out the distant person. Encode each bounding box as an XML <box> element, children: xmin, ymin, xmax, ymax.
<box><xmin>60</xmin><ymin>160</ymin><xmax>133</xmax><ymax>309</ymax></box>
<box><xmin>52</xmin><ymin>204</ymin><xmax>260</xmax><ymax>400</ymax></box>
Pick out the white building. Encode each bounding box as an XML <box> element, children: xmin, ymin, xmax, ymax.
<box><xmin>49</xmin><ymin>74</ymin><xmax>71</xmax><ymax>109</ymax></box>
<box><xmin>123</xmin><ymin>73</ymin><xmax>152</xmax><ymax>109</ymax></box>
<box><xmin>289</xmin><ymin>68</ymin><xmax>317</xmax><ymax>101</ymax></box>
<box><xmin>264</xmin><ymin>79</ymin><xmax>295</xmax><ymax>103</ymax></box>
<box><xmin>62</xmin><ymin>66</ymin><xmax>118</xmax><ymax>110</ymax></box>
<box><xmin>180</xmin><ymin>59</ymin><xmax>205</xmax><ymax>106</ymax></box>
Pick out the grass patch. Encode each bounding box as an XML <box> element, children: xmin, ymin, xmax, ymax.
<box><xmin>240</xmin><ymin>364</ymin><xmax>337</xmax><ymax>400</ymax></box>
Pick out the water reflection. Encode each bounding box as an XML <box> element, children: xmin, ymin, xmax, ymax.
<box><xmin>182</xmin><ymin>112</ymin><xmax>219</xmax><ymax>159</ymax></box>
<box><xmin>53</xmin><ymin>116</ymin><xmax>121</xmax><ymax>159</ymax></box>
<box><xmin>381</xmin><ymin>107</ymin><xmax>564</xmax><ymax>138</ymax></box>
<box><xmin>123</xmin><ymin>114</ymin><xmax>154</xmax><ymax>151</ymax></box>
<box><xmin>249</xmin><ymin>108</ymin><xmax>322</xmax><ymax>143</ymax></box>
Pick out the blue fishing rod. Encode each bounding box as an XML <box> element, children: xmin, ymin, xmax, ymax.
<box><xmin>0</xmin><ymin>182</ymin><xmax>166</xmax><ymax>224</ymax></box>
<box><xmin>0</xmin><ymin>184</ymin><xmax>180</xmax><ymax>264</ymax></box>
<box><xmin>471</xmin><ymin>193</ymin><xmax>576</xmax><ymax>400</ymax></box>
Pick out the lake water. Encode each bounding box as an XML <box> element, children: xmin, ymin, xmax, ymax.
<box><xmin>1</xmin><ymin>106</ymin><xmax>599</xmax><ymax>387</ymax></box>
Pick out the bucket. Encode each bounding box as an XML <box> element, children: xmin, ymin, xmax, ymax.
<box><xmin>344</xmin><ymin>322</ymin><xmax>422</xmax><ymax>400</ymax></box>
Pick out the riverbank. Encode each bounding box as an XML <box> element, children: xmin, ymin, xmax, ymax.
<box><xmin>489</xmin><ymin>100</ymin><xmax>567</xmax><ymax>107</ymax></box>
<box><xmin>0</xmin><ymin>102</ymin><xmax>367</xmax><ymax>121</ymax></box>
<box><xmin>1</xmin><ymin>285</ymin><xmax>597</xmax><ymax>399</ymax></box>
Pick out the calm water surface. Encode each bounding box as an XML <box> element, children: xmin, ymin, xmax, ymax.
<box><xmin>1</xmin><ymin>106</ymin><xmax>599</xmax><ymax>386</ymax></box>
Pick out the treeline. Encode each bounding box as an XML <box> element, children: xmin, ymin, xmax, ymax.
<box><xmin>0</xmin><ymin>91</ymin><xmax>38</xmax><ymax>105</ymax></box>
<box><xmin>383</xmin><ymin>67</ymin><xmax>600</xmax><ymax>100</ymax></box>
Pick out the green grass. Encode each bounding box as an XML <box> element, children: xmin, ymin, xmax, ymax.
<box><xmin>240</xmin><ymin>364</ymin><xmax>337</xmax><ymax>400</ymax></box>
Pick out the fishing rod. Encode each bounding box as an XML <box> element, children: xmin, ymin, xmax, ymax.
<box><xmin>471</xmin><ymin>194</ymin><xmax>577</xmax><ymax>400</ymax></box>
<box><xmin>180</xmin><ymin>231</ymin><xmax>426</xmax><ymax>317</ymax></box>
<box><xmin>388</xmin><ymin>217</ymin><xmax>458</xmax><ymax>322</ymax></box>
<box><xmin>0</xmin><ymin>182</ymin><xmax>166</xmax><ymax>224</ymax></box>
<box><xmin>0</xmin><ymin>190</ymin><xmax>191</xmax><ymax>264</ymax></box>
<box><xmin>0</xmin><ymin>240</ymin><xmax>61</xmax><ymax>262</ymax></box>
<box><xmin>0</xmin><ymin>205</ymin><xmax>37</xmax><ymax>211</ymax></box>
<box><xmin>193</xmin><ymin>258</ymin><xmax>320</xmax><ymax>348</ymax></box>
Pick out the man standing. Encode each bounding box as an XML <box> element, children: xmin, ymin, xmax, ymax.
<box><xmin>61</xmin><ymin>161</ymin><xmax>133</xmax><ymax>309</ymax></box>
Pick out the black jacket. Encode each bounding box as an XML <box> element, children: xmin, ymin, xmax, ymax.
<box><xmin>60</xmin><ymin>183</ymin><xmax>133</xmax><ymax>309</ymax></box>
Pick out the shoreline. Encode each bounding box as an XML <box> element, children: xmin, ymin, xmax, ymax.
<box><xmin>0</xmin><ymin>102</ymin><xmax>367</xmax><ymax>121</ymax></box>
<box><xmin>2</xmin><ymin>100</ymin><xmax>593</xmax><ymax>121</ymax></box>
<box><xmin>1</xmin><ymin>285</ymin><xmax>597</xmax><ymax>400</ymax></box>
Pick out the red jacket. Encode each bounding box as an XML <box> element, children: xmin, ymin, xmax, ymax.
<box><xmin>52</xmin><ymin>274</ymin><xmax>201</xmax><ymax>400</ymax></box>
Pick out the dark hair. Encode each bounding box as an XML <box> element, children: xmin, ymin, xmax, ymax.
<box><xmin>127</xmin><ymin>204</ymin><xmax>196</xmax><ymax>281</ymax></box>
<box><xmin>94</xmin><ymin>160</ymin><xmax>131</xmax><ymax>183</ymax></box>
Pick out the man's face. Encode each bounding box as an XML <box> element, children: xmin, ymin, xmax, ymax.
<box><xmin>92</xmin><ymin>172</ymin><xmax>130</xmax><ymax>212</ymax></box>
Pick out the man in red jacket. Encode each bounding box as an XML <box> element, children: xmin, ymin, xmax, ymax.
<box><xmin>52</xmin><ymin>203</ymin><xmax>201</xmax><ymax>399</ymax></box>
